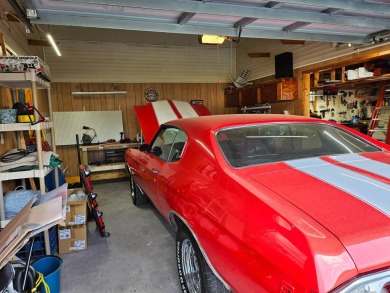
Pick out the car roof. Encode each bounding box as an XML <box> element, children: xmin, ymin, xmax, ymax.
<box><xmin>165</xmin><ymin>114</ymin><xmax>320</xmax><ymax>133</ymax></box>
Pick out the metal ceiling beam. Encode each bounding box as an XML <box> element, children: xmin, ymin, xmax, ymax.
<box><xmin>30</xmin><ymin>11</ymin><xmax>367</xmax><ymax>44</ymax></box>
<box><xmin>283</xmin><ymin>21</ymin><xmax>310</xmax><ymax>32</ymax></box>
<box><xmin>271</xmin><ymin>0</ymin><xmax>390</xmax><ymax>15</ymax></box>
<box><xmin>234</xmin><ymin>18</ymin><xmax>257</xmax><ymax>29</ymax></box>
<box><xmin>321</xmin><ymin>8</ymin><xmax>341</xmax><ymax>15</ymax></box>
<box><xmin>265</xmin><ymin>1</ymin><xmax>283</xmax><ymax>8</ymax></box>
<box><xmin>177</xmin><ymin>12</ymin><xmax>195</xmax><ymax>25</ymax></box>
<box><xmin>54</xmin><ymin>0</ymin><xmax>390</xmax><ymax>29</ymax></box>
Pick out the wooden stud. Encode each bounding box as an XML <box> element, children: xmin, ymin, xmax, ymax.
<box><xmin>0</xmin><ymin>33</ymin><xmax>7</xmax><ymax>55</ymax></box>
<box><xmin>302</xmin><ymin>73</ymin><xmax>311</xmax><ymax>117</ymax></box>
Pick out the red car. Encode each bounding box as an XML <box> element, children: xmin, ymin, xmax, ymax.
<box><xmin>125</xmin><ymin>106</ymin><xmax>390</xmax><ymax>293</ymax></box>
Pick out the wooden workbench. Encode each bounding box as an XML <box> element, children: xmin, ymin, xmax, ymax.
<box><xmin>79</xmin><ymin>142</ymin><xmax>141</xmax><ymax>180</ymax></box>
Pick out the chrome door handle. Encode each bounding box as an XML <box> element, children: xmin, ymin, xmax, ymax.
<box><xmin>152</xmin><ymin>168</ymin><xmax>159</xmax><ymax>174</ymax></box>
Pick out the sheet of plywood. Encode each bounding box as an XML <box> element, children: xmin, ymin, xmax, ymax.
<box><xmin>53</xmin><ymin>111</ymin><xmax>123</xmax><ymax>145</ymax></box>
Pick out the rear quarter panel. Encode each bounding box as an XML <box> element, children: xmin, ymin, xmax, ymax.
<box><xmin>164</xmin><ymin>133</ymin><xmax>357</xmax><ymax>292</ymax></box>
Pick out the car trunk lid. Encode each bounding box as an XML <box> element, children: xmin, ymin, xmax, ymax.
<box><xmin>249</xmin><ymin>152</ymin><xmax>390</xmax><ymax>272</ymax></box>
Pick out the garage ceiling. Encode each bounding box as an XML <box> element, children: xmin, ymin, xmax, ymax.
<box><xmin>12</xmin><ymin>0</ymin><xmax>390</xmax><ymax>47</ymax></box>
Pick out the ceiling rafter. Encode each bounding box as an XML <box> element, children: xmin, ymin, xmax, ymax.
<box><xmin>55</xmin><ymin>0</ymin><xmax>390</xmax><ymax>30</ymax></box>
<box><xmin>177</xmin><ymin>12</ymin><xmax>196</xmax><ymax>25</ymax></box>
<box><xmin>283</xmin><ymin>21</ymin><xmax>310</xmax><ymax>32</ymax></box>
<box><xmin>234</xmin><ymin>17</ymin><xmax>257</xmax><ymax>29</ymax></box>
<box><xmin>30</xmin><ymin>11</ymin><xmax>367</xmax><ymax>44</ymax></box>
<box><xmin>321</xmin><ymin>8</ymin><xmax>341</xmax><ymax>15</ymax></box>
<box><xmin>265</xmin><ymin>1</ymin><xmax>283</xmax><ymax>8</ymax></box>
<box><xmin>273</xmin><ymin>0</ymin><xmax>390</xmax><ymax>15</ymax></box>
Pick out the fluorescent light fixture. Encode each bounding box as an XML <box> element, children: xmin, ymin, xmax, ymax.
<box><xmin>200</xmin><ymin>35</ymin><xmax>226</xmax><ymax>44</ymax></box>
<box><xmin>71</xmin><ymin>91</ymin><xmax>127</xmax><ymax>95</ymax></box>
<box><xmin>47</xmin><ymin>34</ymin><xmax>61</xmax><ymax>56</ymax></box>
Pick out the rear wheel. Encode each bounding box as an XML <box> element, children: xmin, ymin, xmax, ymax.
<box><xmin>176</xmin><ymin>224</ymin><xmax>229</xmax><ymax>293</ymax></box>
<box><xmin>129</xmin><ymin>174</ymin><xmax>148</xmax><ymax>206</ymax></box>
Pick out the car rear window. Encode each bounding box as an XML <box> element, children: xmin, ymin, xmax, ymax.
<box><xmin>216</xmin><ymin>123</ymin><xmax>380</xmax><ymax>167</ymax></box>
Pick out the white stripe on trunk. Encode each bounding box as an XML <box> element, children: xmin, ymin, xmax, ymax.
<box><xmin>152</xmin><ymin>100</ymin><xmax>178</xmax><ymax>125</ymax></box>
<box><xmin>329</xmin><ymin>154</ymin><xmax>390</xmax><ymax>178</ymax></box>
<box><xmin>172</xmin><ymin>100</ymin><xmax>199</xmax><ymax>118</ymax></box>
<box><xmin>286</xmin><ymin>157</ymin><xmax>390</xmax><ymax>217</ymax></box>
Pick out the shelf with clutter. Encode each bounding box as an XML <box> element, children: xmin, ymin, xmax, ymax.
<box><xmin>0</xmin><ymin>61</ymin><xmax>61</xmax><ymax>255</ymax></box>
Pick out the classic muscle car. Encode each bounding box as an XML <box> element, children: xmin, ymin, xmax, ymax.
<box><xmin>125</xmin><ymin>109</ymin><xmax>390</xmax><ymax>293</ymax></box>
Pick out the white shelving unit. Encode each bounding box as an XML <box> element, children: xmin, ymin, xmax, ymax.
<box><xmin>0</xmin><ymin>71</ymin><xmax>58</xmax><ymax>254</ymax></box>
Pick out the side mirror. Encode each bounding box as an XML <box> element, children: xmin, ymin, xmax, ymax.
<box><xmin>151</xmin><ymin>146</ymin><xmax>163</xmax><ymax>157</ymax></box>
<box><xmin>139</xmin><ymin>143</ymin><xmax>149</xmax><ymax>152</ymax></box>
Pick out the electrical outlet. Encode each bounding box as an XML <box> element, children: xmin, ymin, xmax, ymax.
<box><xmin>25</xmin><ymin>25</ymin><xmax>30</xmax><ymax>34</ymax></box>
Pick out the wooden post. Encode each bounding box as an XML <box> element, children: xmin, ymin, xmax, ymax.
<box><xmin>0</xmin><ymin>33</ymin><xmax>6</xmax><ymax>55</ymax></box>
<box><xmin>302</xmin><ymin>73</ymin><xmax>311</xmax><ymax>117</ymax></box>
<box><xmin>330</xmin><ymin>69</ymin><xmax>336</xmax><ymax>81</ymax></box>
<box><xmin>313</xmin><ymin>72</ymin><xmax>319</xmax><ymax>87</ymax></box>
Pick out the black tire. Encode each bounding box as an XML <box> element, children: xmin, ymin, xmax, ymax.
<box><xmin>129</xmin><ymin>174</ymin><xmax>148</xmax><ymax>206</ymax></box>
<box><xmin>176</xmin><ymin>224</ymin><xmax>229</xmax><ymax>293</ymax></box>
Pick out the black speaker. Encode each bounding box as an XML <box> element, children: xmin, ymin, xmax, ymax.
<box><xmin>275</xmin><ymin>52</ymin><xmax>293</xmax><ymax>78</ymax></box>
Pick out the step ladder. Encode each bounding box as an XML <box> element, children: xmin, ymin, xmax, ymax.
<box><xmin>368</xmin><ymin>85</ymin><xmax>390</xmax><ymax>144</ymax></box>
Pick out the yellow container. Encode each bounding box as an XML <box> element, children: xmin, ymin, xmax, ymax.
<box><xmin>18</xmin><ymin>115</ymin><xmax>35</xmax><ymax>123</ymax></box>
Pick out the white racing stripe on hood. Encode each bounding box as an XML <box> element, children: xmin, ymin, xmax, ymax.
<box><xmin>152</xmin><ymin>100</ymin><xmax>178</xmax><ymax>125</ymax></box>
<box><xmin>286</xmin><ymin>157</ymin><xmax>390</xmax><ymax>217</ymax></box>
<box><xmin>329</xmin><ymin>153</ymin><xmax>390</xmax><ymax>177</ymax></box>
<box><xmin>172</xmin><ymin>100</ymin><xmax>199</xmax><ymax>118</ymax></box>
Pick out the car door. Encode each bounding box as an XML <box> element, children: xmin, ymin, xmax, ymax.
<box><xmin>138</xmin><ymin>127</ymin><xmax>183</xmax><ymax>206</ymax></box>
<box><xmin>157</xmin><ymin>129</ymin><xmax>188</xmax><ymax>217</ymax></box>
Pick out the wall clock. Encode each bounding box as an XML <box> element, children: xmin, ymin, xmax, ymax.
<box><xmin>144</xmin><ymin>87</ymin><xmax>159</xmax><ymax>102</ymax></box>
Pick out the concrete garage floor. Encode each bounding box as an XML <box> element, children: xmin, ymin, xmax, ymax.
<box><xmin>60</xmin><ymin>179</ymin><xmax>182</xmax><ymax>293</ymax></box>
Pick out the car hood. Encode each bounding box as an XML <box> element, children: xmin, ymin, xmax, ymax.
<box><xmin>250</xmin><ymin>152</ymin><xmax>390</xmax><ymax>272</ymax></box>
<box><xmin>134</xmin><ymin>100</ymin><xmax>211</xmax><ymax>144</ymax></box>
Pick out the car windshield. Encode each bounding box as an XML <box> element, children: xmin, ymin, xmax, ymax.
<box><xmin>216</xmin><ymin>122</ymin><xmax>380</xmax><ymax>168</ymax></box>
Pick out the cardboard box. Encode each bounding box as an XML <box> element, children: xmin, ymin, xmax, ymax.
<box><xmin>346</xmin><ymin>69</ymin><xmax>358</xmax><ymax>80</ymax></box>
<box><xmin>64</xmin><ymin>188</ymin><xmax>87</xmax><ymax>225</ymax></box>
<box><xmin>64</xmin><ymin>200</ymin><xmax>87</xmax><ymax>226</ymax></box>
<box><xmin>58</xmin><ymin>188</ymin><xmax>88</xmax><ymax>254</ymax></box>
<box><xmin>0</xmin><ymin>196</ymin><xmax>64</xmax><ymax>269</ymax></box>
<box><xmin>358</xmin><ymin>67</ymin><xmax>374</xmax><ymax>78</ymax></box>
<box><xmin>58</xmin><ymin>225</ymin><xmax>87</xmax><ymax>254</ymax></box>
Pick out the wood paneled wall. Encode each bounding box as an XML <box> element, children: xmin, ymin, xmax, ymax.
<box><xmin>51</xmin><ymin>82</ymin><xmax>233</xmax><ymax>177</ymax></box>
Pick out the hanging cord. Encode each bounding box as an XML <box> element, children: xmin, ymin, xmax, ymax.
<box><xmin>0</xmin><ymin>149</ymin><xmax>35</xmax><ymax>163</ymax></box>
<box><xmin>31</xmin><ymin>271</ymin><xmax>50</xmax><ymax>293</ymax></box>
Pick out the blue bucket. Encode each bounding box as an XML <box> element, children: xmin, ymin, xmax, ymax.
<box><xmin>32</xmin><ymin>255</ymin><xmax>63</xmax><ymax>293</ymax></box>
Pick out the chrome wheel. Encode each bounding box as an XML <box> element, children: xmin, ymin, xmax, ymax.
<box><xmin>181</xmin><ymin>239</ymin><xmax>201</xmax><ymax>293</ymax></box>
<box><xmin>129</xmin><ymin>175</ymin><xmax>135</xmax><ymax>203</ymax></box>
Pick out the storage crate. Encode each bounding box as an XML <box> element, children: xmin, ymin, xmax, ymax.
<box><xmin>16</xmin><ymin>226</ymin><xmax>58</xmax><ymax>260</ymax></box>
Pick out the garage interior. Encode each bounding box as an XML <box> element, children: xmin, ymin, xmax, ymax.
<box><xmin>0</xmin><ymin>0</ymin><xmax>390</xmax><ymax>292</ymax></box>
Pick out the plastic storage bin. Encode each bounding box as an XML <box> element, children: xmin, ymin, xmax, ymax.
<box><xmin>16</xmin><ymin>226</ymin><xmax>58</xmax><ymax>260</ymax></box>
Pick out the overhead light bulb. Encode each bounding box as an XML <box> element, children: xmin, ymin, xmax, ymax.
<box><xmin>47</xmin><ymin>33</ymin><xmax>62</xmax><ymax>56</ymax></box>
<box><xmin>200</xmin><ymin>35</ymin><xmax>226</xmax><ymax>44</ymax></box>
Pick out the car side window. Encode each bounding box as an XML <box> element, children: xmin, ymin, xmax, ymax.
<box><xmin>150</xmin><ymin>127</ymin><xmax>187</xmax><ymax>162</ymax></box>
